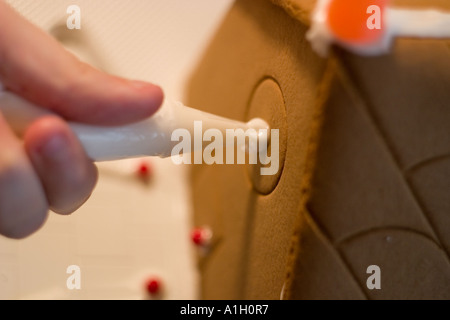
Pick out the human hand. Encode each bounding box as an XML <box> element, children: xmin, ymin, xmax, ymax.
<box><xmin>0</xmin><ymin>1</ymin><xmax>163</xmax><ymax>238</ymax></box>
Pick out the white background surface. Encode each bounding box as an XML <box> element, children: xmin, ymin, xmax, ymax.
<box><xmin>0</xmin><ymin>0</ymin><xmax>233</xmax><ymax>299</ymax></box>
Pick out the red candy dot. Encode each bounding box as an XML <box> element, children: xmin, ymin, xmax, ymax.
<box><xmin>191</xmin><ymin>227</ymin><xmax>212</xmax><ymax>247</ymax></box>
<box><xmin>191</xmin><ymin>229</ymin><xmax>204</xmax><ymax>246</ymax></box>
<box><xmin>137</xmin><ymin>161</ymin><xmax>152</xmax><ymax>179</ymax></box>
<box><xmin>146</xmin><ymin>278</ymin><xmax>161</xmax><ymax>295</ymax></box>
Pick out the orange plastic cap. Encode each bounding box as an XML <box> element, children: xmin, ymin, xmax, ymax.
<box><xmin>327</xmin><ymin>0</ymin><xmax>389</xmax><ymax>45</ymax></box>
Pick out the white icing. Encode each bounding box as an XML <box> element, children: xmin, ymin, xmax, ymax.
<box><xmin>306</xmin><ymin>0</ymin><xmax>334</xmax><ymax>57</ymax></box>
<box><xmin>0</xmin><ymin>91</ymin><xmax>269</xmax><ymax>161</ymax></box>
<box><xmin>388</xmin><ymin>8</ymin><xmax>450</xmax><ymax>39</ymax></box>
<box><xmin>0</xmin><ymin>88</ymin><xmax>53</xmax><ymax>136</ymax></box>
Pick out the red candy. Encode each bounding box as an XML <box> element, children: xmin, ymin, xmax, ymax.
<box><xmin>191</xmin><ymin>227</ymin><xmax>212</xmax><ymax>247</ymax></box>
<box><xmin>136</xmin><ymin>160</ymin><xmax>153</xmax><ymax>180</ymax></box>
<box><xmin>191</xmin><ymin>228</ymin><xmax>204</xmax><ymax>246</ymax></box>
<box><xmin>145</xmin><ymin>278</ymin><xmax>161</xmax><ymax>295</ymax></box>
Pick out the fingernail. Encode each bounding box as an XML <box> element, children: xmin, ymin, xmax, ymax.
<box><xmin>130</xmin><ymin>80</ymin><xmax>163</xmax><ymax>94</ymax></box>
<box><xmin>40</xmin><ymin>133</ymin><xmax>71</xmax><ymax>162</ymax></box>
<box><xmin>129</xmin><ymin>80</ymin><xmax>150</xmax><ymax>89</ymax></box>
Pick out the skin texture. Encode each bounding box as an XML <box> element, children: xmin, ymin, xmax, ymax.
<box><xmin>0</xmin><ymin>1</ymin><xmax>164</xmax><ymax>239</ymax></box>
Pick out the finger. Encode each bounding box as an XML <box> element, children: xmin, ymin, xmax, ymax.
<box><xmin>0</xmin><ymin>112</ymin><xmax>48</xmax><ymax>239</ymax></box>
<box><xmin>0</xmin><ymin>1</ymin><xmax>163</xmax><ymax>126</ymax></box>
<box><xmin>24</xmin><ymin>115</ymin><xmax>98</xmax><ymax>215</ymax></box>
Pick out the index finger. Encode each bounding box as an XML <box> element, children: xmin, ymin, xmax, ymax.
<box><xmin>0</xmin><ymin>1</ymin><xmax>163</xmax><ymax>126</ymax></box>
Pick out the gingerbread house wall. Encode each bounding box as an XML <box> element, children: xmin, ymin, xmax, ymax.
<box><xmin>188</xmin><ymin>0</ymin><xmax>450</xmax><ymax>299</ymax></box>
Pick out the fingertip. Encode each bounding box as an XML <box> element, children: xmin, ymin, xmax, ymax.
<box><xmin>0</xmin><ymin>163</ymin><xmax>48</xmax><ymax>239</ymax></box>
<box><xmin>24</xmin><ymin>116</ymin><xmax>65</xmax><ymax>154</ymax></box>
<box><xmin>128</xmin><ymin>80</ymin><xmax>164</xmax><ymax>119</ymax></box>
<box><xmin>24</xmin><ymin>115</ymin><xmax>98</xmax><ymax>215</ymax></box>
<box><xmin>1</xmin><ymin>207</ymin><xmax>48</xmax><ymax>239</ymax></box>
<box><xmin>0</xmin><ymin>113</ymin><xmax>48</xmax><ymax>239</ymax></box>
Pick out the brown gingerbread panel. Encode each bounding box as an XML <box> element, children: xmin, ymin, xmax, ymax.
<box><xmin>188</xmin><ymin>0</ymin><xmax>326</xmax><ymax>299</ymax></box>
<box><xmin>408</xmin><ymin>158</ymin><xmax>450</xmax><ymax>254</ymax></box>
<box><xmin>189</xmin><ymin>0</ymin><xmax>450</xmax><ymax>299</ymax></box>
<box><xmin>339</xmin><ymin>229</ymin><xmax>450</xmax><ymax>299</ymax></box>
<box><xmin>290</xmin><ymin>59</ymin><xmax>450</xmax><ymax>299</ymax></box>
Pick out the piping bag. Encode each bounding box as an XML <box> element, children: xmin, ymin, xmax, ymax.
<box><xmin>0</xmin><ymin>86</ymin><xmax>269</xmax><ymax>161</ymax></box>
